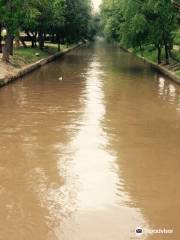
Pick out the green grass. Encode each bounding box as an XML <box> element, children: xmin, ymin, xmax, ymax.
<box><xmin>143</xmin><ymin>48</ymin><xmax>157</xmax><ymax>63</ymax></box>
<box><xmin>14</xmin><ymin>48</ymin><xmax>50</xmax><ymax>66</ymax></box>
<box><xmin>171</xmin><ymin>48</ymin><xmax>180</xmax><ymax>62</ymax></box>
<box><xmin>133</xmin><ymin>45</ymin><xmax>157</xmax><ymax>63</ymax></box>
<box><xmin>176</xmin><ymin>71</ymin><xmax>180</xmax><ymax>77</ymax></box>
<box><xmin>13</xmin><ymin>43</ymin><xmax>69</xmax><ymax>67</ymax></box>
<box><xmin>133</xmin><ymin>44</ymin><xmax>180</xmax><ymax>64</ymax></box>
<box><xmin>174</xmin><ymin>29</ymin><xmax>180</xmax><ymax>46</ymax></box>
<box><xmin>122</xmin><ymin>30</ymin><xmax>180</xmax><ymax>78</ymax></box>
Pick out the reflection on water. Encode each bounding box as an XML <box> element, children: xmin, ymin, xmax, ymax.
<box><xmin>0</xmin><ymin>41</ymin><xmax>180</xmax><ymax>239</ymax></box>
<box><xmin>157</xmin><ymin>75</ymin><xmax>180</xmax><ymax>118</ymax></box>
<box><xmin>158</xmin><ymin>76</ymin><xmax>177</xmax><ymax>103</ymax></box>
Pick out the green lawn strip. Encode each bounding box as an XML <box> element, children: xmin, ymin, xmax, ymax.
<box><xmin>13</xmin><ymin>43</ymin><xmax>70</xmax><ymax>67</ymax></box>
<box><xmin>174</xmin><ymin>29</ymin><xmax>180</xmax><ymax>46</ymax></box>
<box><xmin>132</xmin><ymin>45</ymin><xmax>160</xmax><ymax>63</ymax></box>
<box><xmin>132</xmin><ymin>45</ymin><xmax>180</xmax><ymax>74</ymax></box>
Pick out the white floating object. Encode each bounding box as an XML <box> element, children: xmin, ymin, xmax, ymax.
<box><xmin>59</xmin><ymin>76</ymin><xmax>63</xmax><ymax>81</ymax></box>
<box><xmin>35</xmin><ymin>52</ymin><xmax>40</xmax><ymax>57</ymax></box>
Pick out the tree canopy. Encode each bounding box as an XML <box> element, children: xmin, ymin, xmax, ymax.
<box><xmin>100</xmin><ymin>0</ymin><xmax>179</xmax><ymax>63</ymax></box>
<box><xmin>0</xmin><ymin>0</ymin><xmax>97</xmax><ymax>62</ymax></box>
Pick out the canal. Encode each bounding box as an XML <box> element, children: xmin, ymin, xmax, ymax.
<box><xmin>0</xmin><ymin>41</ymin><xmax>180</xmax><ymax>240</ymax></box>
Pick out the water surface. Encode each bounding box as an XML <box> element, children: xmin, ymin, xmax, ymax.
<box><xmin>0</xmin><ymin>41</ymin><xmax>180</xmax><ymax>240</ymax></box>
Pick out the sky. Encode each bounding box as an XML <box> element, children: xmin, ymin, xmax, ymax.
<box><xmin>92</xmin><ymin>0</ymin><xmax>102</xmax><ymax>11</ymax></box>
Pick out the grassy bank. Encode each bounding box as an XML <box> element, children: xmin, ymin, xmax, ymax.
<box><xmin>12</xmin><ymin>43</ymin><xmax>74</xmax><ymax>67</ymax></box>
<box><xmin>131</xmin><ymin>44</ymin><xmax>180</xmax><ymax>78</ymax></box>
<box><xmin>0</xmin><ymin>42</ymin><xmax>79</xmax><ymax>87</ymax></box>
<box><xmin>132</xmin><ymin>46</ymin><xmax>157</xmax><ymax>62</ymax></box>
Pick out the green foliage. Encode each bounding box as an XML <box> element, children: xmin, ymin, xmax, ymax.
<box><xmin>101</xmin><ymin>0</ymin><xmax>124</xmax><ymax>41</ymax></box>
<box><xmin>87</xmin><ymin>13</ymin><xmax>101</xmax><ymax>40</ymax></box>
<box><xmin>0</xmin><ymin>0</ymin><xmax>97</xmax><ymax>61</ymax></box>
<box><xmin>64</xmin><ymin>0</ymin><xmax>93</xmax><ymax>42</ymax></box>
<box><xmin>0</xmin><ymin>0</ymin><xmax>26</xmax><ymax>33</ymax></box>
<box><xmin>133</xmin><ymin>45</ymin><xmax>159</xmax><ymax>63</ymax></box>
<box><xmin>121</xmin><ymin>0</ymin><xmax>148</xmax><ymax>49</ymax></box>
<box><xmin>100</xmin><ymin>0</ymin><xmax>180</xmax><ymax>63</ymax></box>
<box><xmin>144</xmin><ymin>0</ymin><xmax>177</xmax><ymax>46</ymax></box>
<box><xmin>174</xmin><ymin>30</ymin><xmax>180</xmax><ymax>45</ymax></box>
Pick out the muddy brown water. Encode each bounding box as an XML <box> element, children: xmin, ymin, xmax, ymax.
<box><xmin>0</xmin><ymin>41</ymin><xmax>180</xmax><ymax>240</ymax></box>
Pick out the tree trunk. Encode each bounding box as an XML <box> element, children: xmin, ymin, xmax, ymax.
<box><xmin>20</xmin><ymin>38</ymin><xmax>27</xmax><ymax>48</ymax></box>
<box><xmin>2</xmin><ymin>33</ymin><xmax>14</xmax><ymax>62</ymax></box>
<box><xmin>139</xmin><ymin>43</ymin><xmax>143</xmax><ymax>57</ymax></box>
<box><xmin>157</xmin><ymin>46</ymin><xmax>162</xmax><ymax>64</ymax></box>
<box><xmin>38</xmin><ymin>30</ymin><xmax>44</xmax><ymax>50</ymax></box>
<box><xmin>10</xmin><ymin>36</ymin><xmax>14</xmax><ymax>55</ymax></box>
<box><xmin>31</xmin><ymin>35</ymin><xmax>37</xmax><ymax>48</ymax></box>
<box><xmin>57</xmin><ymin>34</ymin><xmax>61</xmax><ymax>51</ymax></box>
<box><xmin>51</xmin><ymin>33</ymin><xmax>55</xmax><ymax>43</ymax></box>
<box><xmin>15</xmin><ymin>37</ymin><xmax>20</xmax><ymax>48</ymax></box>
<box><xmin>164</xmin><ymin>43</ymin><xmax>169</xmax><ymax>65</ymax></box>
<box><xmin>32</xmin><ymin>38</ymin><xmax>35</xmax><ymax>48</ymax></box>
<box><xmin>0</xmin><ymin>24</ymin><xmax>2</xmax><ymax>53</ymax></box>
<box><xmin>26</xmin><ymin>31</ymin><xmax>37</xmax><ymax>48</ymax></box>
<box><xmin>34</xmin><ymin>33</ymin><xmax>37</xmax><ymax>47</ymax></box>
<box><xmin>58</xmin><ymin>41</ymin><xmax>61</xmax><ymax>51</ymax></box>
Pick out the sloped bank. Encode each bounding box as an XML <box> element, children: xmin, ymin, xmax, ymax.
<box><xmin>146</xmin><ymin>60</ymin><xmax>180</xmax><ymax>84</ymax></box>
<box><xmin>0</xmin><ymin>43</ymin><xmax>82</xmax><ymax>88</ymax></box>
<box><xmin>120</xmin><ymin>46</ymin><xmax>180</xmax><ymax>84</ymax></box>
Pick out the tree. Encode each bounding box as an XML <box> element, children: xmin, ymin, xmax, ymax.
<box><xmin>87</xmin><ymin>13</ymin><xmax>101</xmax><ymax>40</ymax></box>
<box><xmin>0</xmin><ymin>0</ymin><xmax>25</xmax><ymax>62</ymax></box>
<box><xmin>35</xmin><ymin>0</ymin><xmax>54</xmax><ymax>49</ymax></box>
<box><xmin>52</xmin><ymin>0</ymin><xmax>66</xmax><ymax>51</ymax></box>
<box><xmin>0</xmin><ymin>24</ymin><xmax>2</xmax><ymax>53</ymax></box>
<box><xmin>100</xmin><ymin>0</ymin><xmax>179</xmax><ymax>64</ymax></box>
<box><xmin>0</xmin><ymin>0</ymin><xmax>97</xmax><ymax>62</ymax></box>
<box><xmin>121</xmin><ymin>0</ymin><xmax>148</xmax><ymax>55</ymax></box>
<box><xmin>64</xmin><ymin>0</ymin><xmax>93</xmax><ymax>43</ymax></box>
<box><xmin>144</xmin><ymin>0</ymin><xmax>178</xmax><ymax>64</ymax></box>
<box><xmin>21</xmin><ymin>0</ymin><xmax>40</xmax><ymax>48</ymax></box>
<box><xmin>101</xmin><ymin>0</ymin><xmax>124</xmax><ymax>42</ymax></box>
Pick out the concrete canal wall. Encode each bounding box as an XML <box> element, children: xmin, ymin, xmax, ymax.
<box><xmin>120</xmin><ymin>46</ymin><xmax>180</xmax><ymax>84</ymax></box>
<box><xmin>0</xmin><ymin>44</ymin><xmax>82</xmax><ymax>88</ymax></box>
